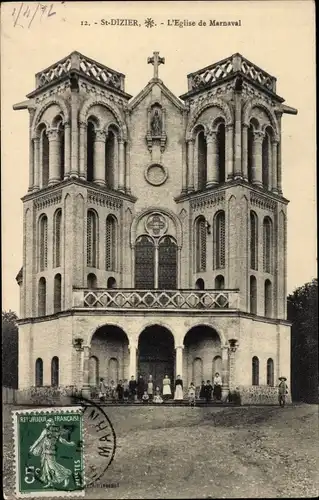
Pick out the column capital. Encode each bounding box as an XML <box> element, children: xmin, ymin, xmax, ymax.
<box><xmin>187</xmin><ymin>138</ymin><xmax>195</xmax><ymax>145</ymax></box>
<box><xmin>47</xmin><ymin>128</ymin><xmax>59</xmax><ymax>141</ymax></box>
<box><xmin>118</xmin><ymin>137</ymin><xmax>125</xmax><ymax>145</ymax></box>
<box><xmin>205</xmin><ymin>129</ymin><xmax>217</xmax><ymax>142</ymax></box>
<box><xmin>253</xmin><ymin>130</ymin><xmax>265</xmax><ymax>142</ymax></box>
<box><xmin>95</xmin><ymin>130</ymin><xmax>107</xmax><ymax>141</ymax></box>
<box><xmin>128</xmin><ymin>341</ymin><xmax>138</xmax><ymax>350</ymax></box>
<box><xmin>78</xmin><ymin>121</ymin><xmax>87</xmax><ymax>129</ymax></box>
<box><xmin>226</xmin><ymin>123</ymin><xmax>233</xmax><ymax>132</ymax></box>
<box><xmin>271</xmin><ymin>138</ymin><xmax>280</xmax><ymax>145</ymax></box>
<box><xmin>175</xmin><ymin>345</ymin><xmax>184</xmax><ymax>350</ymax></box>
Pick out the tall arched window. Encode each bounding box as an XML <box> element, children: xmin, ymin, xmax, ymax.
<box><xmin>105</xmin><ymin>129</ymin><xmax>116</xmax><ymax>189</ymax></box>
<box><xmin>214</xmin><ymin>211</ymin><xmax>225</xmax><ymax>269</ymax></box>
<box><xmin>263</xmin><ymin>217</ymin><xmax>273</xmax><ymax>273</ymax></box>
<box><xmin>108</xmin><ymin>357</ymin><xmax>119</xmax><ymax>384</ymax></box>
<box><xmin>197</xmin><ymin>130</ymin><xmax>207</xmax><ymax>190</ymax></box>
<box><xmin>39</xmin><ymin>214</ymin><xmax>48</xmax><ymax>271</ymax></box>
<box><xmin>87</xmin><ymin>121</ymin><xmax>95</xmax><ymax>182</ymax></box>
<box><xmin>215</xmin><ymin>275</ymin><xmax>225</xmax><ymax>289</ymax></box>
<box><xmin>53</xmin><ymin>209</ymin><xmax>62</xmax><ymax>268</ymax></box>
<box><xmin>250</xmin><ymin>275</ymin><xmax>257</xmax><ymax>314</ymax></box>
<box><xmin>250</xmin><ymin>211</ymin><xmax>258</xmax><ymax>270</ymax></box>
<box><xmin>35</xmin><ymin>358</ymin><xmax>43</xmax><ymax>387</ymax></box>
<box><xmin>54</xmin><ymin>274</ymin><xmax>62</xmax><ymax>313</ymax></box>
<box><xmin>193</xmin><ymin>357</ymin><xmax>203</xmax><ymax>387</ymax></box>
<box><xmin>106</xmin><ymin>215</ymin><xmax>117</xmax><ymax>271</ymax></box>
<box><xmin>87</xmin><ymin>210</ymin><xmax>98</xmax><ymax>267</ymax></box>
<box><xmin>264</xmin><ymin>279</ymin><xmax>272</xmax><ymax>317</ymax></box>
<box><xmin>41</xmin><ymin>128</ymin><xmax>49</xmax><ymax>187</ymax></box>
<box><xmin>87</xmin><ymin>273</ymin><xmax>97</xmax><ymax>288</ymax></box>
<box><xmin>158</xmin><ymin>236</ymin><xmax>177</xmax><ymax>289</ymax></box>
<box><xmin>217</xmin><ymin>123</ymin><xmax>226</xmax><ymax>183</ymax></box>
<box><xmin>51</xmin><ymin>356</ymin><xmax>59</xmax><ymax>386</ymax></box>
<box><xmin>267</xmin><ymin>358</ymin><xmax>274</xmax><ymax>386</ymax></box>
<box><xmin>213</xmin><ymin>355</ymin><xmax>222</xmax><ymax>379</ymax></box>
<box><xmin>135</xmin><ymin>236</ymin><xmax>155</xmax><ymax>289</ymax></box>
<box><xmin>89</xmin><ymin>356</ymin><xmax>99</xmax><ymax>386</ymax></box>
<box><xmin>195</xmin><ymin>216</ymin><xmax>206</xmax><ymax>272</ymax></box>
<box><xmin>59</xmin><ymin>123</ymin><xmax>65</xmax><ymax>180</ymax></box>
<box><xmin>247</xmin><ymin>125</ymin><xmax>254</xmax><ymax>183</ymax></box>
<box><xmin>38</xmin><ymin>277</ymin><xmax>46</xmax><ymax>316</ymax></box>
<box><xmin>262</xmin><ymin>128</ymin><xmax>272</xmax><ymax>190</ymax></box>
<box><xmin>252</xmin><ymin>356</ymin><xmax>259</xmax><ymax>385</ymax></box>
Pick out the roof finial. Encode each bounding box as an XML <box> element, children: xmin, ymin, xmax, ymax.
<box><xmin>147</xmin><ymin>51</ymin><xmax>165</xmax><ymax>79</ymax></box>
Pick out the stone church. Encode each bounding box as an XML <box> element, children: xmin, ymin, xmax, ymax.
<box><xmin>14</xmin><ymin>51</ymin><xmax>297</xmax><ymax>403</ymax></box>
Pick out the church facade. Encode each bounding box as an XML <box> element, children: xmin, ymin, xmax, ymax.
<box><xmin>14</xmin><ymin>51</ymin><xmax>297</xmax><ymax>403</ymax></box>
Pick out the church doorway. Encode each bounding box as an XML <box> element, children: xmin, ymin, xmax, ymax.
<box><xmin>138</xmin><ymin>325</ymin><xmax>175</xmax><ymax>389</ymax></box>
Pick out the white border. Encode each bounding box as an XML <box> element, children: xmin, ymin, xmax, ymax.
<box><xmin>12</xmin><ymin>407</ymin><xmax>85</xmax><ymax>498</ymax></box>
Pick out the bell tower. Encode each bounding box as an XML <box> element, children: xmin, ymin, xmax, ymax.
<box><xmin>179</xmin><ymin>53</ymin><xmax>297</xmax><ymax>320</ymax></box>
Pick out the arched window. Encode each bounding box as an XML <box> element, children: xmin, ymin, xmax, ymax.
<box><xmin>53</xmin><ymin>209</ymin><xmax>62</xmax><ymax>268</ymax></box>
<box><xmin>267</xmin><ymin>358</ymin><xmax>274</xmax><ymax>386</ymax></box>
<box><xmin>105</xmin><ymin>129</ymin><xmax>116</xmax><ymax>189</ymax></box>
<box><xmin>195</xmin><ymin>278</ymin><xmax>205</xmax><ymax>290</ymax></box>
<box><xmin>252</xmin><ymin>356</ymin><xmax>259</xmax><ymax>385</ymax></box>
<box><xmin>195</xmin><ymin>217</ymin><xmax>206</xmax><ymax>272</ymax></box>
<box><xmin>247</xmin><ymin>125</ymin><xmax>254</xmax><ymax>183</ymax></box>
<box><xmin>250</xmin><ymin>211</ymin><xmax>258</xmax><ymax>270</ymax></box>
<box><xmin>51</xmin><ymin>356</ymin><xmax>59</xmax><ymax>386</ymax></box>
<box><xmin>135</xmin><ymin>236</ymin><xmax>155</xmax><ymax>289</ymax></box>
<box><xmin>213</xmin><ymin>355</ymin><xmax>222</xmax><ymax>379</ymax></box>
<box><xmin>106</xmin><ymin>215</ymin><xmax>117</xmax><ymax>271</ymax></box>
<box><xmin>107</xmin><ymin>277</ymin><xmax>117</xmax><ymax>289</ymax></box>
<box><xmin>264</xmin><ymin>279</ymin><xmax>272</xmax><ymax>317</ymax></box>
<box><xmin>89</xmin><ymin>356</ymin><xmax>99</xmax><ymax>386</ymax></box>
<box><xmin>87</xmin><ymin>210</ymin><xmax>98</xmax><ymax>267</ymax></box>
<box><xmin>215</xmin><ymin>275</ymin><xmax>225</xmax><ymax>289</ymax></box>
<box><xmin>39</xmin><ymin>214</ymin><xmax>48</xmax><ymax>272</ymax></box>
<box><xmin>262</xmin><ymin>128</ymin><xmax>272</xmax><ymax>190</ymax></box>
<box><xmin>214</xmin><ymin>211</ymin><xmax>225</xmax><ymax>269</ymax></box>
<box><xmin>87</xmin><ymin>273</ymin><xmax>97</xmax><ymax>288</ymax></box>
<box><xmin>193</xmin><ymin>357</ymin><xmax>203</xmax><ymax>387</ymax></box>
<box><xmin>38</xmin><ymin>277</ymin><xmax>46</xmax><ymax>316</ymax></box>
<box><xmin>263</xmin><ymin>217</ymin><xmax>273</xmax><ymax>273</ymax></box>
<box><xmin>35</xmin><ymin>358</ymin><xmax>43</xmax><ymax>386</ymax></box>
<box><xmin>87</xmin><ymin>121</ymin><xmax>95</xmax><ymax>182</ymax></box>
<box><xmin>217</xmin><ymin>123</ymin><xmax>226</xmax><ymax>183</ymax></box>
<box><xmin>41</xmin><ymin>128</ymin><xmax>49</xmax><ymax>187</ymax></box>
<box><xmin>197</xmin><ymin>130</ymin><xmax>207</xmax><ymax>190</ymax></box>
<box><xmin>250</xmin><ymin>275</ymin><xmax>257</xmax><ymax>314</ymax></box>
<box><xmin>108</xmin><ymin>357</ymin><xmax>119</xmax><ymax>384</ymax></box>
<box><xmin>54</xmin><ymin>274</ymin><xmax>62</xmax><ymax>313</ymax></box>
<box><xmin>158</xmin><ymin>236</ymin><xmax>177</xmax><ymax>289</ymax></box>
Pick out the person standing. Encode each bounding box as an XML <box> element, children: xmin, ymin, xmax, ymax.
<box><xmin>129</xmin><ymin>375</ymin><xmax>137</xmax><ymax>401</ymax></box>
<box><xmin>278</xmin><ymin>376</ymin><xmax>288</xmax><ymax>407</ymax></box>
<box><xmin>199</xmin><ymin>380</ymin><xmax>206</xmax><ymax>400</ymax></box>
<box><xmin>213</xmin><ymin>372</ymin><xmax>222</xmax><ymax>402</ymax></box>
<box><xmin>98</xmin><ymin>378</ymin><xmax>106</xmax><ymax>402</ymax></box>
<box><xmin>174</xmin><ymin>375</ymin><xmax>184</xmax><ymax>400</ymax></box>
<box><xmin>147</xmin><ymin>375</ymin><xmax>154</xmax><ymax>401</ymax></box>
<box><xmin>123</xmin><ymin>379</ymin><xmax>129</xmax><ymax>402</ymax></box>
<box><xmin>188</xmin><ymin>382</ymin><xmax>196</xmax><ymax>407</ymax></box>
<box><xmin>205</xmin><ymin>380</ymin><xmax>213</xmax><ymax>403</ymax></box>
<box><xmin>137</xmin><ymin>375</ymin><xmax>145</xmax><ymax>401</ymax></box>
<box><xmin>110</xmin><ymin>380</ymin><xmax>117</xmax><ymax>401</ymax></box>
<box><xmin>162</xmin><ymin>375</ymin><xmax>172</xmax><ymax>401</ymax></box>
<box><xmin>116</xmin><ymin>380</ymin><xmax>124</xmax><ymax>402</ymax></box>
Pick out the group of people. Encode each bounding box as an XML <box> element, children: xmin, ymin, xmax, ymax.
<box><xmin>97</xmin><ymin>372</ymin><xmax>223</xmax><ymax>405</ymax></box>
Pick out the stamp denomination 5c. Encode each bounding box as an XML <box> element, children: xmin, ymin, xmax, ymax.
<box><xmin>13</xmin><ymin>407</ymin><xmax>85</xmax><ymax>498</ymax></box>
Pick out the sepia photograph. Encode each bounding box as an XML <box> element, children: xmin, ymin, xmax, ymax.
<box><xmin>1</xmin><ymin>1</ymin><xmax>317</xmax><ymax>498</ymax></box>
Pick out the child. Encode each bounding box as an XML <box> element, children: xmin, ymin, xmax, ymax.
<box><xmin>153</xmin><ymin>387</ymin><xmax>163</xmax><ymax>404</ymax></box>
<box><xmin>142</xmin><ymin>391</ymin><xmax>149</xmax><ymax>404</ymax></box>
<box><xmin>188</xmin><ymin>382</ymin><xmax>196</xmax><ymax>407</ymax></box>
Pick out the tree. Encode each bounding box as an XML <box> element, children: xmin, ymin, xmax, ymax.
<box><xmin>288</xmin><ymin>279</ymin><xmax>318</xmax><ymax>403</ymax></box>
<box><xmin>2</xmin><ymin>310</ymin><xmax>19</xmax><ymax>388</ymax></box>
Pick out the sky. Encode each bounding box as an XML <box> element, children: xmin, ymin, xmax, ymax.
<box><xmin>1</xmin><ymin>1</ymin><xmax>316</xmax><ymax>314</ymax></box>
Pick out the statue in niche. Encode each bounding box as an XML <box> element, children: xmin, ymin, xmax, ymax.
<box><xmin>151</xmin><ymin>108</ymin><xmax>162</xmax><ymax>136</ymax></box>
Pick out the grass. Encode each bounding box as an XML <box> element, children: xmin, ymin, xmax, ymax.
<box><xmin>3</xmin><ymin>403</ymin><xmax>318</xmax><ymax>499</ymax></box>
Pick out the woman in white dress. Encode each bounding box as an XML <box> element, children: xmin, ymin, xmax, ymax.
<box><xmin>162</xmin><ymin>375</ymin><xmax>172</xmax><ymax>400</ymax></box>
<box><xmin>174</xmin><ymin>375</ymin><xmax>184</xmax><ymax>400</ymax></box>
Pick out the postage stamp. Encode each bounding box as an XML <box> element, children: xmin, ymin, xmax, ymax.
<box><xmin>13</xmin><ymin>407</ymin><xmax>85</xmax><ymax>498</ymax></box>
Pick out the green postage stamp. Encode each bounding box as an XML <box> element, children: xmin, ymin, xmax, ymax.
<box><xmin>13</xmin><ymin>407</ymin><xmax>85</xmax><ymax>498</ymax></box>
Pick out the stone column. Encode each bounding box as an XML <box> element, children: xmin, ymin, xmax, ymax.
<box><xmin>81</xmin><ymin>345</ymin><xmax>91</xmax><ymax>399</ymax></box>
<box><xmin>93</xmin><ymin>130</ymin><xmax>106</xmax><ymax>186</ymax></box>
<box><xmin>33</xmin><ymin>137</ymin><xmax>40</xmax><ymax>191</ymax></box>
<box><xmin>242</xmin><ymin>124</ymin><xmax>249</xmax><ymax>181</ymax></box>
<box><xmin>226</xmin><ymin>124</ymin><xmax>234</xmax><ymax>180</ymax></box>
<box><xmin>221</xmin><ymin>344</ymin><xmax>230</xmax><ymax>401</ymax></box>
<box><xmin>48</xmin><ymin>129</ymin><xmax>61</xmax><ymax>185</ymax></box>
<box><xmin>28</xmin><ymin>110</ymin><xmax>35</xmax><ymax>192</ymax></box>
<box><xmin>234</xmin><ymin>94</ymin><xmax>242</xmax><ymax>179</ymax></box>
<box><xmin>271</xmin><ymin>140</ymin><xmax>278</xmax><ymax>194</ymax></box>
<box><xmin>128</xmin><ymin>341</ymin><xmax>137</xmax><ymax>379</ymax></box>
<box><xmin>175</xmin><ymin>345</ymin><xmax>184</xmax><ymax>379</ymax></box>
<box><xmin>79</xmin><ymin>121</ymin><xmax>87</xmax><ymax>180</ymax></box>
<box><xmin>276</xmin><ymin>112</ymin><xmax>283</xmax><ymax>194</ymax></box>
<box><xmin>206</xmin><ymin>131</ymin><xmax>219</xmax><ymax>187</ymax></box>
<box><xmin>125</xmin><ymin>141</ymin><xmax>131</xmax><ymax>194</ymax></box>
<box><xmin>252</xmin><ymin>131</ymin><xmax>264</xmax><ymax>186</ymax></box>
<box><xmin>64</xmin><ymin>122</ymin><xmax>71</xmax><ymax>179</ymax></box>
<box><xmin>228</xmin><ymin>343</ymin><xmax>238</xmax><ymax>391</ymax></box>
<box><xmin>70</xmin><ymin>92</ymin><xmax>79</xmax><ymax>178</ymax></box>
<box><xmin>187</xmin><ymin>139</ymin><xmax>195</xmax><ymax>192</ymax></box>
<box><xmin>118</xmin><ymin>138</ymin><xmax>125</xmax><ymax>192</ymax></box>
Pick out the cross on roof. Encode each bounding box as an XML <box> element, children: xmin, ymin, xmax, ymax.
<box><xmin>147</xmin><ymin>51</ymin><xmax>165</xmax><ymax>79</ymax></box>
